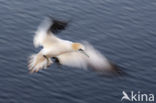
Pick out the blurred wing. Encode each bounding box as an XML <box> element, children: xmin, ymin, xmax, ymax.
<box><xmin>84</xmin><ymin>42</ymin><xmax>112</xmax><ymax>71</ymax></box>
<box><xmin>57</xmin><ymin>42</ymin><xmax>118</xmax><ymax>72</ymax></box>
<box><xmin>33</xmin><ymin>17</ymin><xmax>68</xmax><ymax>48</ymax></box>
<box><xmin>57</xmin><ymin>51</ymin><xmax>88</xmax><ymax>69</ymax></box>
<box><xmin>48</xmin><ymin>19</ymin><xmax>68</xmax><ymax>34</ymax></box>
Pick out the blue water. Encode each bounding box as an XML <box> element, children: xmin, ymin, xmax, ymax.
<box><xmin>0</xmin><ymin>0</ymin><xmax>156</xmax><ymax>103</ymax></box>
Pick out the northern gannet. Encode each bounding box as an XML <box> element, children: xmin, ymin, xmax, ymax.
<box><xmin>28</xmin><ymin>17</ymin><xmax>122</xmax><ymax>74</ymax></box>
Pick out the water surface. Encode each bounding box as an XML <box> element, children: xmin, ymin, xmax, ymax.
<box><xmin>0</xmin><ymin>0</ymin><xmax>156</xmax><ymax>103</ymax></box>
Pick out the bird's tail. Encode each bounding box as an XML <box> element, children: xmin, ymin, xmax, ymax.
<box><xmin>28</xmin><ymin>53</ymin><xmax>53</xmax><ymax>73</ymax></box>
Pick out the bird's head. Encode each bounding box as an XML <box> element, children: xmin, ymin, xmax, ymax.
<box><xmin>72</xmin><ymin>43</ymin><xmax>89</xmax><ymax>57</ymax></box>
<box><xmin>72</xmin><ymin>43</ymin><xmax>85</xmax><ymax>51</ymax></box>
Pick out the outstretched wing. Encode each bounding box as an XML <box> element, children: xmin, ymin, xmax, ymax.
<box><xmin>57</xmin><ymin>42</ymin><xmax>121</xmax><ymax>74</ymax></box>
<box><xmin>48</xmin><ymin>19</ymin><xmax>68</xmax><ymax>34</ymax></box>
<box><xmin>33</xmin><ymin>17</ymin><xmax>68</xmax><ymax>48</ymax></box>
<box><xmin>57</xmin><ymin>51</ymin><xmax>88</xmax><ymax>69</ymax></box>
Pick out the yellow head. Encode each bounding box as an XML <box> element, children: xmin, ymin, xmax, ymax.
<box><xmin>72</xmin><ymin>43</ymin><xmax>89</xmax><ymax>57</ymax></box>
<box><xmin>72</xmin><ymin>43</ymin><xmax>85</xmax><ymax>51</ymax></box>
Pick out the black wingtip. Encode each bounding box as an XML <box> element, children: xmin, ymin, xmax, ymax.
<box><xmin>48</xmin><ymin>17</ymin><xmax>68</xmax><ymax>34</ymax></box>
<box><xmin>109</xmin><ymin>62</ymin><xmax>127</xmax><ymax>76</ymax></box>
<box><xmin>92</xmin><ymin>62</ymin><xmax>126</xmax><ymax>77</ymax></box>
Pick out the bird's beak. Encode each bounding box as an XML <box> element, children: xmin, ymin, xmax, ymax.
<box><xmin>79</xmin><ymin>49</ymin><xmax>89</xmax><ymax>57</ymax></box>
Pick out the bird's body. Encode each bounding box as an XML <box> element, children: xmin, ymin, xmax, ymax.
<box><xmin>28</xmin><ymin>17</ymin><xmax>122</xmax><ymax>74</ymax></box>
<box><xmin>41</xmin><ymin>39</ymin><xmax>72</xmax><ymax>57</ymax></box>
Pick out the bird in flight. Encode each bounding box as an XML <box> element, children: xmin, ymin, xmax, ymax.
<box><xmin>28</xmin><ymin>17</ymin><xmax>122</xmax><ymax>74</ymax></box>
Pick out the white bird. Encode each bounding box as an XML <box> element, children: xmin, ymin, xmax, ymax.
<box><xmin>28</xmin><ymin>17</ymin><xmax>121</xmax><ymax>74</ymax></box>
